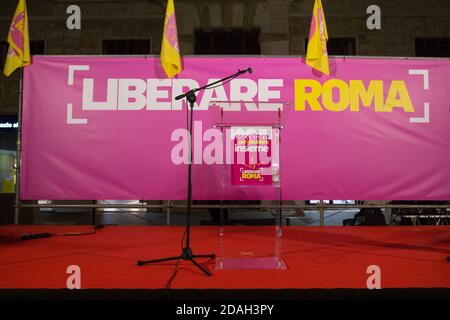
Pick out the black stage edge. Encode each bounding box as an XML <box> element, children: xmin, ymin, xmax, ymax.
<box><xmin>1</xmin><ymin>289</ymin><xmax>448</xmax><ymax>319</ymax></box>
<box><xmin>0</xmin><ymin>288</ymin><xmax>449</xmax><ymax>300</ymax></box>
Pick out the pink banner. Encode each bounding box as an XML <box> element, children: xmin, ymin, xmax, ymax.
<box><xmin>21</xmin><ymin>56</ymin><xmax>450</xmax><ymax>200</ymax></box>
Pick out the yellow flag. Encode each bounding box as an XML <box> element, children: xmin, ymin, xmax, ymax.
<box><xmin>3</xmin><ymin>0</ymin><xmax>30</xmax><ymax>77</ymax></box>
<box><xmin>160</xmin><ymin>0</ymin><xmax>182</xmax><ymax>78</ymax></box>
<box><xmin>306</xmin><ymin>0</ymin><xmax>329</xmax><ymax>75</ymax></box>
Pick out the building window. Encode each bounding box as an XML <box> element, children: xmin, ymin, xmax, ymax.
<box><xmin>304</xmin><ymin>37</ymin><xmax>356</xmax><ymax>55</ymax></box>
<box><xmin>415</xmin><ymin>38</ymin><xmax>450</xmax><ymax>57</ymax></box>
<box><xmin>1</xmin><ymin>40</ymin><xmax>45</xmax><ymax>71</ymax></box>
<box><xmin>30</xmin><ymin>40</ymin><xmax>45</xmax><ymax>55</ymax></box>
<box><xmin>102</xmin><ymin>39</ymin><xmax>151</xmax><ymax>55</ymax></box>
<box><xmin>195</xmin><ymin>28</ymin><xmax>261</xmax><ymax>55</ymax></box>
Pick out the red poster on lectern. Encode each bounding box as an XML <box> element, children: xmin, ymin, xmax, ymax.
<box><xmin>231</xmin><ymin>127</ymin><xmax>272</xmax><ymax>186</ymax></box>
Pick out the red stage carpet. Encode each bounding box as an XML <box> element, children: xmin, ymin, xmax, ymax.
<box><xmin>0</xmin><ymin>225</ymin><xmax>449</xmax><ymax>290</ymax></box>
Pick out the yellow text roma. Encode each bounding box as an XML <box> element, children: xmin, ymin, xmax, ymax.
<box><xmin>295</xmin><ymin>79</ymin><xmax>414</xmax><ymax>113</ymax></box>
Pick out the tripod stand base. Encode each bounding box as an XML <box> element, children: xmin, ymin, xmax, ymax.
<box><xmin>137</xmin><ymin>247</ymin><xmax>216</xmax><ymax>276</ymax></box>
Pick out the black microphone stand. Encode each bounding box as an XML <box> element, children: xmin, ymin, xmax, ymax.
<box><xmin>137</xmin><ymin>68</ymin><xmax>252</xmax><ymax>277</ymax></box>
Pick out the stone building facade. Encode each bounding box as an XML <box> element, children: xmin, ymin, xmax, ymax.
<box><xmin>0</xmin><ymin>0</ymin><xmax>449</xmax><ymax>113</ymax></box>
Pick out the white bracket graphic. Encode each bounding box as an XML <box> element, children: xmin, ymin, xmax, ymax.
<box><xmin>67</xmin><ymin>65</ymin><xmax>89</xmax><ymax>124</ymax></box>
<box><xmin>67</xmin><ymin>103</ymin><xmax>87</xmax><ymax>125</ymax></box>
<box><xmin>409</xmin><ymin>102</ymin><xmax>430</xmax><ymax>123</ymax></box>
<box><xmin>68</xmin><ymin>65</ymin><xmax>89</xmax><ymax>85</ymax></box>
<box><xmin>408</xmin><ymin>69</ymin><xmax>430</xmax><ymax>123</ymax></box>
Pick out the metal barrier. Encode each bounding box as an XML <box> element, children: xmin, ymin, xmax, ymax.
<box><xmin>402</xmin><ymin>215</ymin><xmax>450</xmax><ymax>226</ymax></box>
<box><xmin>19</xmin><ymin>201</ymin><xmax>450</xmax><ymax>226</ymax></box>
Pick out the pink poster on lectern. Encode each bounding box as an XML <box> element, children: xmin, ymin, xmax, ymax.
<box><xmin>231</xmin><ymin>127</ymin><xmax>273</xmax><ymax>186</ymax></box>
<box><xmin>21</xmin><ymin>56</ymin><xmax>450</xmax><ymax>200</ymax></box>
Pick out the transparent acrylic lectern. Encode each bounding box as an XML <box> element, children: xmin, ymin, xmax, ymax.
<box><xmin>210</xmin><ymin>101</ymin><xmax>291</xmax><ymax>270</ymax></box>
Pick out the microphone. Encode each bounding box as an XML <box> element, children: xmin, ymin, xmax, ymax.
<box><xmin>238</xmin><ymin>67</ymin><xmax>252</xmax><ymax>75</ymax></box>
<box><xmin>244</xmin><ymin>67</ymin><xmax>252</xmax><ymax>74</ymax></box>
<box><xmin>175</xmin><ymin>67</ymin><xmax>253</xmax><ymax>101</ymax></box>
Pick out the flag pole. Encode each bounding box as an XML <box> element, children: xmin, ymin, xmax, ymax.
<box><xmin>14</xmin><ymin>68</ymin><xmax>23</xmax><ymax>225</ymax></box>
